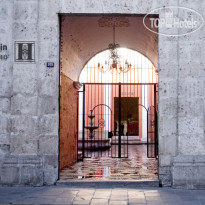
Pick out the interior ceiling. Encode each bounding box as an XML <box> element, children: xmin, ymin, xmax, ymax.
<box><xmin>61</xmin><ymin>15</ymin><xmax>158</xmax><ymax>81</ymax></box>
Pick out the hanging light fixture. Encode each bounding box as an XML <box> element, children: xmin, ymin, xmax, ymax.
<box><xmin>98</xmin><ymin>17</ymin><xmax>131</xmax><ymax>73</ymax></box>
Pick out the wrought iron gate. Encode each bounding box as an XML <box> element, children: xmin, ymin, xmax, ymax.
<box><xmin>147</xmin><ymin>106</ymin><xmax>158</xmax><ymax>158</ymax></box>
<box><xmin>77</xmin><ymin>83</ymin><xmax>158</xmax><ymax>160</ymax></box>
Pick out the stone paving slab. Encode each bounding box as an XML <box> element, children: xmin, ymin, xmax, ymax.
<box><xmin>0</xmin><ymin>186</ymin><xmax>205</xmax><ymax>205</ymax></box>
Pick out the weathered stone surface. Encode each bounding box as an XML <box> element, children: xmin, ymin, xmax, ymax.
<box><xmin>0</xmin><ymin>98</ymin><xmax>10</xmax><ymax>114</ymax></box>
<box><xmin>12</xmin><ymin>22</ymin><xmax>38</xmax><ymax>40</ymax></box>
<box><xmin>43</xmin><ymin>167</ymin><xmax>58</xmax><ymax>185</ymax></box>
<box><xmin>38</xmin><ymin>135</ymin><xmax>58</xmax><ymax>155</ymax></box>
<box><xmin>20</xmin><ymin>166</ymin><xmax>43</xmax><ymax>186</ymax></box>
<box><xmin>178</xmin><ymin>117</ymin><xmax>203</xmax><ymax>135</ymax></box>
<box><xmin>179</xmin><ymin>135</ymin><xmax>205</xmax><ymax>155</ymax></box>
<box><xmin>0</xmin><ymin>77</ymin><xmax>12</xmax><ymax>97</ymax></box>
<box><xmin>13</xmin><ymin>1</ymin><xmax>38</xmax><ymax>22</ymax></box>
<box><xmin>11</xmin><ymin>94</ymin><xmax>37</xmax><ymax>115</ymax></box>
<box><xmin>159</xmin><ymin>135</ymin><xmax>177</xmax><ymax>155</ymax></box>
<box><xmin>13</xmin><ymin>76</ymin><xmax>37</xmax><ymax>95</ymax></box>
<box><xmin>10</xmin><ymin>134</ymin><xmax>37</xmax><ymax>154</ymax></box>
<box><xmin>158</xmin><ymin>166</ymin><xmax>172</xmax><ymax>187</ymax></box>
<box><xmin>173</xmin><ymin>156</ymin><xmax>205</xmax><ymax>189</ymax></box>
<box><xmin>37</xmin><ymin>97</ymin><xmax>58</xmax><ymax>116</ymax></box>
<box><xmin>0</xmin><ymin>115</ymin><xmax>11</xmax><ymax>134</ymax></box>
<box><xmin>1</xmin><ymin>166</ymin><xmax>19</xmax><ymax>185</ymax></box>
<box><xmin>11</xmin><ymin>115</ymin><xmax>37</xmax><ymax>135</ymax></box>
<box><xmin>159</xmin><ymin>155</ymin><xmax>172</xmax><ymax>167</ymax></box>
<box><xmin>43</xmin><ymin>155</ymin><xmax>58</xmax><ymax>168</ymax></box>
<box><xmin>36</xmin><ymin>115</ymin><xmax>58</xmax><ymax>136</ymax></box>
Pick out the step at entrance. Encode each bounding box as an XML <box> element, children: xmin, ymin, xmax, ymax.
<box><xmin>57</xmin><ymin>180</ymin><xmax>159</xmax><ymax>188</ymax></box>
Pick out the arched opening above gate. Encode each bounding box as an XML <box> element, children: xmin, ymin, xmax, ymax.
<box><xmin>79</xmin><ymin>48</ymin><xmax>158</xmax><ymax>84</ymax></box>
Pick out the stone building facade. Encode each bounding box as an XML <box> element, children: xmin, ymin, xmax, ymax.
<box><xmin>0</xmin><ymin>0</ymin><xmax>205</xmax><ymax>188</ymax></box>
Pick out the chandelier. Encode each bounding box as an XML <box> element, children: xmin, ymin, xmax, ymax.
<box><xmin>98</xmin><ymin>17</ymin><xmax>131</xmax><ymax>73</ymax></box>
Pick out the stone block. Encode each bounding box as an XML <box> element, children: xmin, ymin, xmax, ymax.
<box><xmin>178</xmin><ymin>60</ymin><xmax>202</xmax><ymax>78</ymax></box>
<box><xmin>178</xmin><ymin>116</ymin><xmax>203</xmax><ymax>135</ymax></box>
<box><xmin>10</xmin><ymin>134</ymin><xmax>37</xmax><ymax>154</ymax></box>
<box><xmin>11</xmin><ymin>94</ymin><xmax>37</xmax><ymax>115</ymax></box>
<box><xmin>179</xmin><ymin>0</ymin><xmax>205</xmax><ymax>18</ymax></box>
<box><xmin>179</xmin><ymin>134</ymin><xmax>205</xmax><ymax>155</ymax></box>
<box><xmin>20</xmin><ymin>166</ymin><xmax>43</xmax><ymax>186</ymax></box>
<box><xmin>1</xmin><ymin>166</ymin><xmax>19</xmax><ymax>185</ymax></box>
<box><xmin>0</xmin><ymin>144</ymin><xmax>10</xmax><ymax>155</ymax></box>
<box><xmin>158</xmin><ymin>98</ymin><xmax>177</xmax><ymax>117</ymax></box>
<box><xmin>158</xmin><ymin>60</ymin><xmax>177</xmax><ymax>79</ymax></box>
<box><xmin>37</xmin><ymin>97</ymin><xmax>58</xmax><ymax>116</ymax></box>
<box><xmin>159</xmin><ymin>174</ymin><xmax>172</xmax><ymax>187</ymax></box>
<box><xmin>38</xmin><ymin>22</ymin><xmax>58</xmax><ymax>42</ymax></box>
<box><xmin>0</xmin><ymin>115</ymin><xmax>11</xmax><ymax>134</ymax></box>
<box><xmin>0</xmin><ymin>97</ymin><xmax>10</xmax><ymax>114</ymax></box>
<box><xmin>172</xmin><ymin>155</ymin><xmax>205</xmax><ymax>189</ymax></box>
<box><xmin>158</xmin><ymin>116</ymin><xmax>177</xmax><ymax>136</ymax></box>
<box><xmin>158</xmin><ymin>166</ymin><xmax>172</xmax><ymax>187</ymax></box>
<box><xmin>0</xmin><ymin>63</ymin><xmax>12</xmax><ymax>79</ymax></box>
<box><xmin>11</xmin><ymin>115</ymin><xmax>37</xmax><ymax>135</ymax></box>
<box><xmin>158</xmin><ymin>80</ymin><xmax>177</xmax><ymax>98</ymax></box>
<box><xmin>13</xmin><ymin>64</ymin><xmax>36</xmax><ymax>79</ymax></box>
<box><xmin>38</xmin><ymin>78</ymin><xmax>58</xmax><ymax>97</ymax></box>
<box><xmin>0</xmin><ymin>3</ymin><xmax>9</xmax><ymax>21</ymax></box>
<box><xmin>43</xmin><ymin>167</ymin><xmax>58</xmax><ymax>185</ymax></box>
<box><xmin>159</xmin><ymin>134</ymin><xmax>177</xmax><ymax>155</ymax></box>
<box><xmin>178</xmin><ymin>98</ymin><xmax>203</xmax><ymax>117</ymax></box>
<box><xmin>18</xmin><ymin>155</ymin><xmax>42</xmax><ymax>166</ymax></box>
<box><xmin>0</xmin><ymin>77</ymin><xmax>12</xmax><ymax>97</ymax></box>
<box><xmin>179</xmin><ymin>41</ymin><xmax>201</xmax><ymax>61</ymax></box>
<box><xmin>12</xmin><ymin>22</ymin><xmax>38</xmax><ymax>40</ymax></box>
<box><xmin>38</xmin><ymin>135</ymin><xmax>58</xmax><ymax>155</ymax></box>
<box><xmin>178</xmin><ymin>79</ymin><xmax>203</xmax><ymax>99</ymax></box>
<box><xmin>159</xmin><ymin>155</ymin><xmax>172</xmax><ymax>166</ymax></box>
<box><xmin>13</xmin><ymin>76</ymin><xmax>37</xmax><ymax>95</ymax></box>
<box><xmin>36</xmin><ymin>115</ymin><xmax>58</xmax><ymax>135</ymax></box>
<box><xmin>39</xmin><ymin>0</ymin><xmax>61</xmax><ymax>21</ymax></box>
<box><xmin>159</xmin><ymin>41</ymin><xmax>178</xmax><ymax>61</ymax></box>
<box><xmin>44</xmin><ymin>155</ymin><xmax>58</xmax><ymax>168</ymax></box>
<box><xmin>0</xmin><ymin>134</ymin><xmax>9</xmax><ymax>145</ymax></box>
<box><xmin>14</xmin><ymin>1</ymin><xmax>38</xmax><ymax>22</ymax></box>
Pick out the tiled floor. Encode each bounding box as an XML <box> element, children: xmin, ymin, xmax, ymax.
<box><xmin>60</xmin><ymin>145</ymin><xmax>158</xmax><ymax>181</ymax></box>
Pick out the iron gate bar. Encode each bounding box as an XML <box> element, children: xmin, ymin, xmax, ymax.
<box><xmin>155</xmin><ymin>111</ymin><xmax>158</xmax><ymax>158</ymax></box>
<box><xmin>154</xmin><ymin>84</ymin><xmax>158</xmax><ymax>158</ymax></box>
<box><xmin>82</xmin><ymin>84</ymin><xmax>85</xmax><ymax>159</ymax></box>
<box><xmin>147</xmin><ymin>105</ymin><xmax>157</xmax><ymax>158</ymax></box>
<box><xmin>118</xmin><ymin>83</ymin><xmax>121</xmax><ymax>158</ymax></box>
<box><xmin>77</xmin><ymin>90</ymin><xmax>80</xmax><ymax>160</ymax></box>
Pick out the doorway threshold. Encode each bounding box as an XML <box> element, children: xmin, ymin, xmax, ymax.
<box><xmin>57</xmin><ymin>180</ymin><xmax>159</xmax><ymax>188</ymax></box>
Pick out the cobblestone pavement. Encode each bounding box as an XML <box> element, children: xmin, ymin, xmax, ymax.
<box><xmin>60</xmin><ymin>145</ymin><xmax>158</xmax><ymax>181</ymax></box>
<box><xmin>0</xmin><ymin>186</ymin><xmax>205</xmax><ymax>205</ymax></box>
